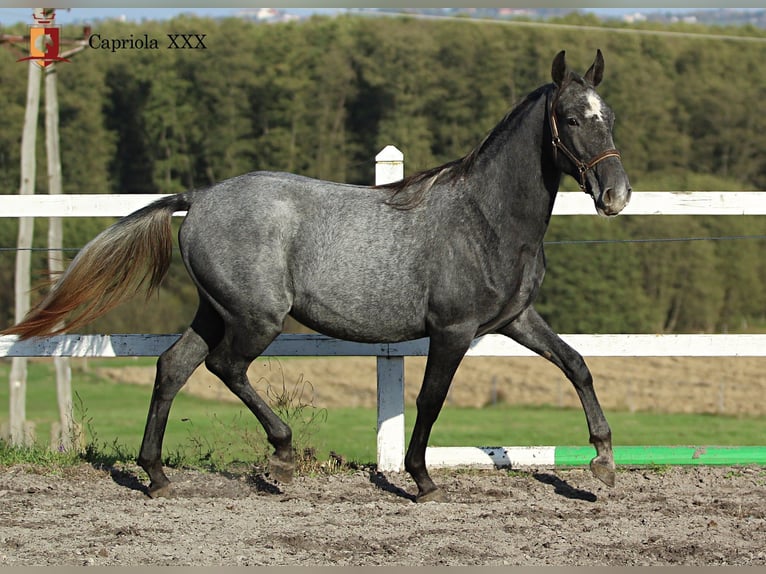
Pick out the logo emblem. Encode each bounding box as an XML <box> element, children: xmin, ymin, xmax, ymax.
<box><xmin>17</xmin><ymin>8</ymin><xmax>70</xmax><ymax>68</ymax></box>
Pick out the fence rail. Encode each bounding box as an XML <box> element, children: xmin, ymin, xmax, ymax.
<box><xmin>1</xmin><ymin>148</ymin><xmax>764</xmax><ymax>471</ymax></box>
<box><xmin>2</xmin><ymin>333</ymin><xmax>766</xmax><ymax>358</ymax></box>
<box><xmin>2</xmin><ymin>190</ymin><xmax>766</xmax><ymax>217</ymax></box>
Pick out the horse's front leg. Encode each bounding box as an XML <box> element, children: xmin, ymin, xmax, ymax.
<box><xmin>405</xmin><ymin>328</ymin><xmax>475</xmax><ymax>502</ymax></box>
<box><xmin>498</xmin><ymin>306</ymin><xmax>615</xmax><ymax>487</ymax></box>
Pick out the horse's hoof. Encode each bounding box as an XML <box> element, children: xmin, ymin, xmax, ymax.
<box><xmin>147</xmin><ymin>482</ymin><xmax>173</xmax><ymax>499</ymax></box>
<box><xmin>590</xmin><ymin>456</ymin><xmax>616</xmax><ymax>487</ymax></box>
<box><xmin>269</xmin><ymin>456</ymin><xmax>295</xmax><ymax>484</ymax></box>
<box><xmin>416</xmin><ymin>487</ymin><xmax>448</xmax><ymax>503</ymax></box>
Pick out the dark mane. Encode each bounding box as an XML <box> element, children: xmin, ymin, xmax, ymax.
<box><xmin>378</xmin><ymin>84</ymin><xmax>553</xmax><ymax>210</ymax></box>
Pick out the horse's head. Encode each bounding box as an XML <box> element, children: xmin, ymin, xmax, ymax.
<box><xmin>549</xmin><ymin>50</ymin><xmax>632</xmax><ymax>217</ymax></box>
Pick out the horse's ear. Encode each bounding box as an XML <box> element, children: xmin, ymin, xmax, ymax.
<box><xmin>584</xmin><ymin>49</ymin><xmax>605</xmax><ymax>87</ymax></box>
<box><xmin>551</xmin><ymin>50</ymin><xmax>567</xmax><ymax>86</ymax></box>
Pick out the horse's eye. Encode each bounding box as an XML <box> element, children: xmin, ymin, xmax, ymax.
<box><xmin>567</xmin><ymin>117</ymin><xmax>579</xmax><ymax>127</ymax></box>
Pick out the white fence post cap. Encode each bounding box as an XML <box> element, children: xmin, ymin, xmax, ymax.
<box><xmin>375</xmin><ymin>145</ymin><xmax>403</xmax><ymax>162</ymax></box>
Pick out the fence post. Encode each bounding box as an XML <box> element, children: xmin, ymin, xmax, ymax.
<box><xmin>45</xmin><ymin>60</ymin><xmax>76</xmax><ymax>452</ymax></box>
<box><xmin>9</xmin><ymin>57</ymin><xmax>42</xmax><ymax>447</ymax></box>
<box><xmin>376</xmin><ymin>356</ymin><xmax>405</xmax><ymax>471</ymax></box>
<box><xmin>375</xmin><ymin>145</ymin><xmax>404</xmax><ymax>187</ymax></box>
<box><xmin>375</xmin><ymin>145</ymin><xmax>405</xmax><ymax>472</ymax></box>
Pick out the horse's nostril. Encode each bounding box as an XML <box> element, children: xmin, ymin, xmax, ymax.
<box><xmin>602</xmin><ymin>188</ymin><xmax>614</xmax><ymax>206</ymax></box>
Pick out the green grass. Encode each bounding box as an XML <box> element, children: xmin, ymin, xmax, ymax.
<box><xmin>324</xmin><ymin>405</ymin><xmax>766</xmax><ymax>463</ymax></box>
<box><xmin>0</xmin><ymin>358</ymin><xmax>277</xmax><ymax>469</ymax></box>
<box><xmin>1</xmin><ymin>358</ymin><xmax>765</xmax><ymax>469</ymax></box>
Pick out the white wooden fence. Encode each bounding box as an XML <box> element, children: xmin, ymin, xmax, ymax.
<box><xmin>1</xmin><ymin>146</ymin><xmax>765</xmax><ymax>471</ymax></box>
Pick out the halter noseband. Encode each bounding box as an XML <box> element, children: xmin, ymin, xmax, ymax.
<box><xmin>548</xmin><ymin>88</ymin><xmax>621</xmax><ymax>194</ymax></box>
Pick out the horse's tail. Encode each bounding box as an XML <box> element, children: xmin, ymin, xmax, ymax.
<box><xmin>2</xmin><ymin>193</ymin><xmax>192</xmax><ymax>340</ymax></box>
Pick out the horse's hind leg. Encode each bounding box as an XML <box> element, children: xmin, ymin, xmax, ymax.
<box><xmin>500</xmin><ymin>306</ymin><xmax>615</xmax><ymax>487</ymax></box>
<box><xmin>137</xmin><ymin>305</ymin><xmax>220</xmax><ymax>497</ymax></box>
<box><xmin>204</xmin><ymin>328</ymin><xmax>294</xmax><ymax>484</ymax></box>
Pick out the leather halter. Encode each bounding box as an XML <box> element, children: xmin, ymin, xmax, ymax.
<box><xmin>548</xmin><ymin>88</ymin><xmax>621</xmax><ymax>194</ymax></box>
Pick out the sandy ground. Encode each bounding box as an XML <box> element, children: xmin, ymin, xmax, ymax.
<box><xmin>0</xmin><ymin>462</ymin><xmax>765</xmax><ymax>566</ymax></box>
<box><xmin>3</xmin><ymin>355</ymin><xmax>765</xmax><ymax>566</ymax></box>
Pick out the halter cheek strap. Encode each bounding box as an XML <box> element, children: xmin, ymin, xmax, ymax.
<box><xmin>548</xmin><ymin>90</ymin><xmax>621</xmax><ymax>193</ymax></box>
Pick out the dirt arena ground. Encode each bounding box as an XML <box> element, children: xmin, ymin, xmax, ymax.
<box><xmin>1</xmin><ymin>462</ymin><xmax>764</xmax><ymax>566</ymax></box>
<box><xmin>1</xmin><ymin>355</ymin><xmax>761</xmax><ymax>566</ymax></box>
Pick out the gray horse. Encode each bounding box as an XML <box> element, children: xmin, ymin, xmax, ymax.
<box><xmin>4</xmin><ymin>50</ymin><xmax>631</xmax><ymax>502</ymax></box>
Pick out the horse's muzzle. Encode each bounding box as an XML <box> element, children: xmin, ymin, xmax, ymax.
<box><xmin>595</xmin><ymin>182</ymin><xmax>632</xmax><ymax>217</ymax></box>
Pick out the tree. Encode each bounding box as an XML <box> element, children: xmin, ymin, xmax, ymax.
<box><xmin>103</xmin><ymin>65</ymin><xmax>156</xmax><ymax>194</ymax></box>
<box><xmin>536</xmin><ymin>216</ymin><xmax>653</xmax><ymax>333</ymax></box>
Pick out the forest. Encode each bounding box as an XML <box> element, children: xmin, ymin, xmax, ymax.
<box><xmin>0</xmin><ymin>12</ymin><xmax>764</xmax><ymax>335</ymax></box>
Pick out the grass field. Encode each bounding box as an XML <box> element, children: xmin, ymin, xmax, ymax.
<box><xmin>1</xmin><ymin>359</ymin><xmax>764</xmax><ymax>468</ymax></box>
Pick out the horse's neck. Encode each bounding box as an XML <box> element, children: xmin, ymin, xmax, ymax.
<box><xmin>468</xmin><ymin>97</ymin><xmax>559</xmax><ymax>237</ymax></box>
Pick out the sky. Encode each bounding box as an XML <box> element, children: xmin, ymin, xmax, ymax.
<box><xmin>0</xmin><ymin>7</ymin><xmax>745</xmax><ymax>26</ymax></box>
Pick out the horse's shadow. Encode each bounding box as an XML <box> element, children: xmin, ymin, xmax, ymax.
<box><xmin>100</xmin><ymin>463</ymin><xmax>595</xmax><ymax>503</ymax></box>
<box><xmin>367</xmin><ymin>468</ymin><xmax>597</xmax><ymax>503</ymax></box>
<box><xmin>101</xmin><ymin>465</ymin><xmax>149</xmax><ymax>495</ymax></box>
<box><xmin>532</xmin><ymin>471</ymin><xmax>598</xmax><ymax>502</ymax></box>
<box><xmin>101</xmin><ymin>464</ymin><xmax>285</xmax><ymax>498</ymax></box>
<box><xmin>246</xmin><ymin>472</ymin><xmax>283</xmax><ymax>495</ymax></box>
<box><xmin>368</xmin><ymin>470</ymin><xmax>416</xmax><ymax>502</ymax></box>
